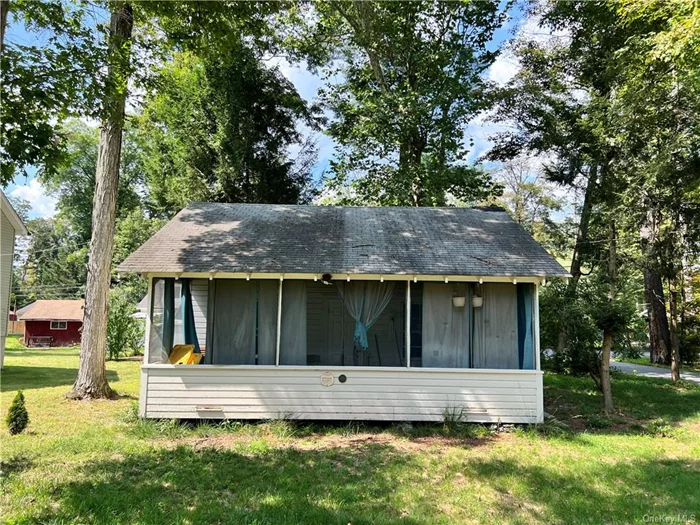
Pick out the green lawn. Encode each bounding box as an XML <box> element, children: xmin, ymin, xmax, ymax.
<box><xmin>615</xmin><ymin>356</ymin><xmax>700</xmax><ymax>374</ymax></box>
<box><xmin>1</xmin><ymin>334</ymin><xmax>699</xmax><ymax>524</ymax></box>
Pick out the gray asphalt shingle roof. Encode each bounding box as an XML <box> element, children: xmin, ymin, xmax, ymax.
<box><xmin>117</xmin><ymin>203</ymin><xmax>569</xmax><ymax>278</ymax></box>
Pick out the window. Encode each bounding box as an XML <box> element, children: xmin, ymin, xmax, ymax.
<box><xmin>50</xmin><ymin>321</ymin><xmax>67</xmax><ymax>330</ymax></box>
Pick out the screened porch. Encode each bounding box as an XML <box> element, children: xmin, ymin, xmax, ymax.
<box><xmin>145</xmin><ymin>277</ymin><xmax>537</xmax><ymax>371</ymax></box>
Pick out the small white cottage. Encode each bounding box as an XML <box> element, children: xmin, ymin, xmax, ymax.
<box><xmin>119</xmin><ymin>203</ymin><xmax>568</xmax><ymax>423</ymax></box>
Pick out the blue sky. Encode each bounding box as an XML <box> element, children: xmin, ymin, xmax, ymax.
<box><xmin>4</xmin><ymin>3</ymin><xmax>532</xmax><ymax>220</ymax></box>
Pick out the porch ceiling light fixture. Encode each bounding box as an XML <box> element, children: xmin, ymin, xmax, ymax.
<box><xmin>246</xmin><ymin>273</ymin><xmax>251</xmax><ymax>281</ymax></box>
<box><xmin>413</xmin><ymin>276</ymin><xmax>417</xmax><ymax>283</ymax></box>
<box><xmin>380</xmin><ymin>275</ymin><xmax>384</xmax><ymax>283</ymax></box>
<box><xmin>347</xmin><ymin>275</ymin><xmax>351</xmax><ymax>282</ymax></box>
<box><xmin>444</xmin><ymin>277</ymin><xmax>449</xmax><ymax>284</ymax></box>
<box><xmin>175</xmin><ymin>273</ymin><xmax>182</xmax><ymax>280</ymax></box>
<box><xmin>209</xmin><ymin>271</ymin><xmax>216</xmax><ymax>281</ymax></box>
<box><xmin>478</xmin><ymin>277</ymin><xmax>483</xmax><ymax>284</ymax></box>
<box><xmin>513</xmin><ymin>278</ymin><xmax>518</xmax><ymax>285</ymax></box>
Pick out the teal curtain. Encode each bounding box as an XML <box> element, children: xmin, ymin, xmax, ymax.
<box><xmin>336</xmin><ymin>281</ymin><xmax>395</xmax><ymax>357</ymax></box>
<box><xmin>162</xmin><ymin>278</ymin><xmax>175</xmax><ymax>356</ymax></box>
<box><xmin>181</xmin><ymin>278</ymin><xmax>201</xmax><ymax>353</ymax></box>
<box><xmin>517</xmin><ymin>284</ymin><xmax>534</xmax><ymax>369</ymax></box>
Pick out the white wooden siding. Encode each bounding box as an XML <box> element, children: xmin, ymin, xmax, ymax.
<box><xmin>0</xmin><ymin>211</ymin><xmax>16</xmax><ymax>367</ymax></box>
<box><xmin>141</xmin><ymin>366</ymin><xmax>543</xmax><ymax>423</ymax></box>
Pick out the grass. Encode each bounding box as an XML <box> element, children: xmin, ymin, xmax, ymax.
<box><xmin>615</xmin><ymin>356</ymin><xmax>700</xmax><ymax>374</ymax></box>
<box><xmin>2</xmin><ymin>334</ymin><xmax>699</xmax><ymax>524</ymax></box>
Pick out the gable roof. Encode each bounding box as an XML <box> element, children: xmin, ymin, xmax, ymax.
<box><xmin>118</xmin><ymin>203</ymin><xmax>570</xmax><ymax>278</ymax></box>
<box><xmin>19</xmin><ymin>300</ymin><xmax>85</xmax><ymax>321</ymax></box>
<box><xmin>1</xmin><ymin>190</ymin><xmax>28</xmax><ymax>235</ymax></box>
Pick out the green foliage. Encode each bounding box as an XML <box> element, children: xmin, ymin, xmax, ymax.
<box><xmin>540</xmin><ymin>277</ymin><xmax>642</xmax><ymax>379</ymax></box>
<box><xmin>106</xmin><ymin>287</ymin><xmax>144</xmax><ymax>361</ymax></box>
<box><xmin>540</xmin><ymin>280</ymin><xmax>601</xmax><ymax>376</ymax></box>
<box><xmin>40</xmin><ymin>121</ymin><xmax>143</xmax><ymax>244</ymax></box>
<box><xmin>290</xmin><ymin>0</ymin><xmax>505</xmax><ymax>206</ymax></box>
<box><xmin>585</xmin><ymin>414</ymin><xmax>613</xmax><ymax>430</ymax></box>
<box><xmin>6</xmin><ymin>390</ymin><xmax>29</xmax><ymax>435</ymax></box>
<box><xmin>137</xmin><ymin>49</ymin><xmax>318</xmax><ymax>217</ymax></box>
<box><xmin>12</xmin><ymin>217</ymin><xmax>87</xmax><ymax>306</ymax></box>
<box><xmin>1</xmin><ymin>1</ymin><xmax>107</xmax><ymax>183</ymax></box>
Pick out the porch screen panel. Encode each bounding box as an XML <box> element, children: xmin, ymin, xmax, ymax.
<box><xmin>473</xmin><ymin>283</ymin><xmax>518</xmax><ymax>369</ymax></box>
<box><xmin>422</xmin><ymin>282</ymin><xmax>470</xmax><ymax>368</ymax></box>
<box><xmin>517</xmin><ymin>283</ymin><xmax>535</xmax><ymax>369</ymax></box>
<box><xmin>280</xmin><ymin>280</ymin><xmax>307</xmax><ymax>365</ymax></box>
<box><xmin>148</xmin><ymin>279</ymin><xmax>167</xmax><ymax>364</ymax></box>
<box><xmin>211</xmin><ymin>280</ymin><xmax>256</xmax><ymax>364</ymax></box>
<box><xmin>257</xmin><ymin>281</ymin><xmax>279</xmax><ymax>365</ymax></box>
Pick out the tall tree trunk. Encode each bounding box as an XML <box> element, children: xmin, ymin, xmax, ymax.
<box><xmin>669</xmin><ymin>278</ymin><xmax>681</xmax><ymax>382</ymax></box>
<box><xmin>640</xmin><ymin>207</ymin><xmax>671</xmax><ymax>364</ymax></box>
<box><xmin>1</xmin><ymin>0</ymin><xmax>9</xmax><ymax>55</ymax></box>
<box><xmin>601</xmin><ymin>219</ymin><xmax>617</xmax><ymax>415</ymax></box>
<box><xmin>557</xmin><ymin>165</ymin><xmax>596</xmax><ymax>353</ymax></box>
<box><xmin>644</xmin><ymin>269</ymin><xmax>671</xmax><ymax>364</ymax></box>
<box><xmin>67</xmin><ymin>3</ymin><xmax>133</xmax><ymax>400</ymax></box>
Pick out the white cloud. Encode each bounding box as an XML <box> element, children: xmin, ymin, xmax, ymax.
<box><xmin>486</xmin><ymin>14</ymin><xmax>570</xmax><ymax>87</ymax></box>
<box><xmin>488</xmin><ymin>51</ymin><xmax>520</xmax><ymax>86</ymax></box>
<box><xmin>10</xmin><ymin>178</ymin><xmax>58</xmax><ymax>218</ymax></box>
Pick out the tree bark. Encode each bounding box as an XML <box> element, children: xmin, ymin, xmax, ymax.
<box><xmin>601</xmin><ymin>219</ymin><xmax>617</xmax><ymax>415</ymax></box>
<box><xmin>601</xmin><ymin>329</ymin><xmax>614</xmax><ymax>413</ymax></box>
<box><xmin>67</xmin><ymin>3</ymin><xmax>133</xmax><ymax>400</ymax></box>
<box><xmin>557</xmin><ymin>164</ymin><xmax>596</xmax><ymax>353</ymax></box>
<box><xmin>669</xmin><ymin>278</ymin><xmax>681</xmax><ymax>382</ymax></box>
<box><xmin>644</xmin><ymin>268</ymin><xmax>671</xmax><ymax>364</ymax></box>
<box><xmin>1</xmin><ymin>0</ymin><xmax>9</xmax><ymax>56</ymax></box>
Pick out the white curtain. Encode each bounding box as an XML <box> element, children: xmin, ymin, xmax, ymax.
<box><xmin>422</xmin><ymin>283</ymin><xmax>470</xmax><ymax>368</ymax></box>
<box><xmin>336</xmin><ymin>281</ymin><xmax>395</xmax><ymax>359</ymax></box>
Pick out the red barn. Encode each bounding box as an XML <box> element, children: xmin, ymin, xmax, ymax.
<box><xmin>19</xmin><ymin>300</ymin><xmax>84</xmax><ymax>347</ymax></box>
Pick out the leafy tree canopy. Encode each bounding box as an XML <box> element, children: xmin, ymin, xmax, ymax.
<box><xmin>136</xmin><ymin>47</ymin><xmax>319</xmax><ymax>217</ymax></box>
<box><xmin>286</xmin><ymin>0</ymin><xmax>506</xmax><ymax>206</ymax></box>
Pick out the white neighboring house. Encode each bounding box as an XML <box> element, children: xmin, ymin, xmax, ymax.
<box><xmin>1</xmin><ymin>190</ymin><xmax>28</xmax><ymax>368</ymax></box>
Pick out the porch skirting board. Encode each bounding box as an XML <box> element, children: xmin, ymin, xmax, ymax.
<box><xmin>139</xmin><ymin>366</ymin><xmax>544</xmax><ymax>424</ymax></box>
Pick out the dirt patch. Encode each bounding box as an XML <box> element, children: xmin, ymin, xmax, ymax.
<box><xmin>155</xmin><ymin>431</ymin><xmax>502</xmax><ymax>454</ymax></box>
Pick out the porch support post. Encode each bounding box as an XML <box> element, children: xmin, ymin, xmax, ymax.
<box><xmin>534</xmin><ymin>283</ymin><xmax>544</xmax><ymax>423</ymax></box>
<box><xmin>405</xmin><ymin>280</ymin><xmax>411</xmax><ymax>368</ymax></box>
<box><xmin>534</xmin><ymin>284</ymin><xmax>541</xmax><ymax>371</ymax></box>
<box><xmin>275</xmin><ymin>277</ymin><xmax>283</xmax><ymax>366</ymax></box>
<box><xmin>143</xmin><ymin>274</ymin><xmax>153</xmax><ymax>364</ymax></box>
<box><xmin>140</xmin><ymin>275</ymin><xmax>153</xmax><ymax>417</ymax></box>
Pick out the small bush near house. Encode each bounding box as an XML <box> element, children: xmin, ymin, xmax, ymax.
<box><xmin>107</xmin><ymin>287</ymin><xmax>144</xmax><ymax>360</ymax></box>
<box><xmin>6</xmin><ymin>390</ymin><xmax>29</xmax><ymax>435</ymax></box>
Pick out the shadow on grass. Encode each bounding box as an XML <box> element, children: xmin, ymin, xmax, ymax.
<box><xmin>33</xmin><ymin>445</ymin><xmax>422</xmax><ymax>525</ymax></box>
<box><xmin>467</xmin><ymin>456</ymin><xmax>700</xmax><ymax>523</ymax></box>
<box><xmin>544</xmin><ymin>371</ymin><xmax>700</xmax><ymax>431</ymax></box>
<box><xmin>23</xmin><ymin>444</ymin><xmax>700</xmax><ymax>524</ymax></box>
<box><xmin>0</xmin><ymin>366</ymin><xmax>119</xmax><ymax>392</ymax></box>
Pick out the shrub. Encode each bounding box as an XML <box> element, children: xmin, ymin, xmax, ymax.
<box><xmin>540</xmin><ymin>277</ymin><xmax>641</xmax><ymax>383</ymax></box>
<box><xmin>107</xmin><ymin>287</ymin><xmax>144</xmax><ymax>360</ymax></box>
<box><xmin>585</xmin><ymin>414</ymin><xmax>613</xmax><ymax>429</ymax></box>
<box><xmin>6</xmin><ymin>390</ymin><xmax>29</xmax><ymax>435</ymax></box>
<box><xmin>679</xmin><ymin>317</ymin><xmax>700</xmax><ymax>365</ymax></box>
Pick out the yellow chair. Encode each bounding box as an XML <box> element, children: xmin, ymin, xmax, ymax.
<box><xmin>168</xmin><ymin>344</ymin><xmax>202</xmax><ymax>365</ymax></box>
